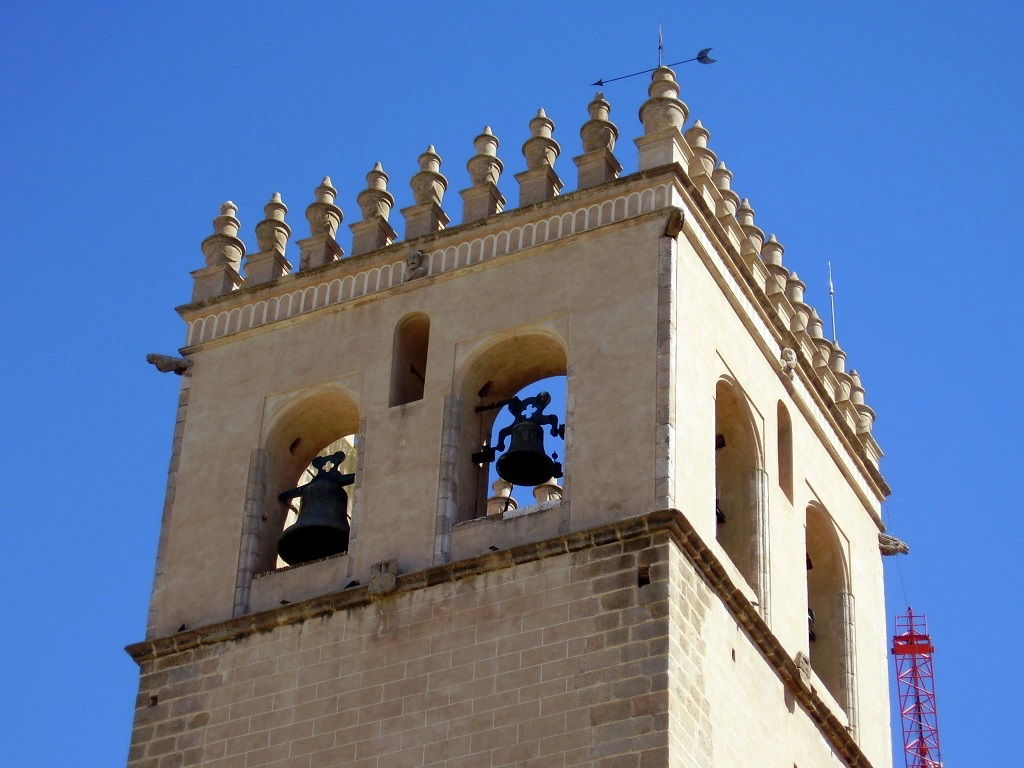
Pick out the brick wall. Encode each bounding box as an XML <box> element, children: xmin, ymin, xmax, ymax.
<box><xmin>128</xmin><ymin>529</ymin><xmax>671</xmax><ymax>768</ymax></box>
<box><xmin>127</xmin><ymin>512</ymin><xmax>879</xmax><ymax>767</ymax></box>
<box><xmin>665</xmin><ymin>524</ymin><xmax>868</xmax><ymax>767</ymax></box>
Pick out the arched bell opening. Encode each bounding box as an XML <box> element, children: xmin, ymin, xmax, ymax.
<box><xmin>456</xmin><ymin>332</ymin><xmax>568</xmax><ymax>522</ymax></box>
<box><xmin>482</xmin><ymin>375</ymin><xmax>567</xmax><ymax>515</ymax></box>
<box><xmin>390</xmin><ymin>312</ymin><xmax>430</xmax><ymax>406</ymax></box>
<box><xmin>259</xmin><ymin>390</ymin><xmax>360</xmax><ymax>572</ymax></box>
<box><xmin>805</xmin><ymin>503</ymin><xmax>854</xmax><ymax>715</ymax></box>
<box><xmin>714</xmin><ymin>379</ymin><xmax>765</xmax><ymax>598</ymax></box>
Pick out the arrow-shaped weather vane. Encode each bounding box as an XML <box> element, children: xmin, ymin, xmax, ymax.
<box><xmin>592</xmin><ymin>48</ymin><xmax>716</xmax><ymax>87</ymax></box>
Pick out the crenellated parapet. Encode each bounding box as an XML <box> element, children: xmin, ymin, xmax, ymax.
<box><xmin>184</xmin><ymin>175</ymin><xmax>680</xmax><ymax>349</ymax></box>
<box><xmin>712</xmin><ymin>162</ymin><xmax>739</xmax><ymax>219</ymax></box>
<box><xmin>666</xmin><ymin>103</ymin><xmax>883</xmax><ymax>460</ymax></box>
<box><xmin>635</xmin><ymin>66</ymin><xmax>690</xmax><ymax>170</ymax></box>
<box><xmin>297</xmin><ymin>177</ymin><xmax>344</xmax><ymax>271</ymax></box>
<box><xmin>461</xmin><ymin>127</ymin><xmax>506</xmax><ymax>223</ymax></box>
<box><xmin>786</xmin><ymin>272</ymin><xmax>809</xmax><ymax>333</ymax></box>
<box><xmin>683</xmin><ymin>120</ymin><xmax>715</xmax><ymax>181</ymax></box>
<box><xmin>761</xmin><ymin>234</ymin><xmax>788</xmax><ymax>296</ymax></box>
<box><xmin>350</xmin><ymin>163</ymin><xmax>397</xmax><ymax>256</ymax></box>
<box><xmin>402</xmin><ymin>146</ymin><xmax>449</xmax><ymax>239</ymax></box>
<box><xmin>181</xmin><ymin>65</ymin><xmax>883</xmax><ymax>474</ymax></box>
<box><xmin>245</xmin><ymin>193</ymin><xmax>292</xmax><ymax>285</ymax></box>
<box><xmin>515</xmin><ymin>109</ymin><xmax>563</xmax><ymax>206</ymax></box>
<box><xmin>574</xmin><ymin>92</ymin><xmax>621</xmax><ymax>189</ymax></box>
<box><xmin>736</xmin><ymin>198</ymin><xmax>766</xmax><ymax>265</ymax></box>
<box><xmin>850</xmin><ymin>369</ymin><xmax>876</xmax><ymax>435</ymax></box>
<box><xmin>192</xmin><ymin>202</ymin><xmax>245</xmax><ymax>301</ymax></box>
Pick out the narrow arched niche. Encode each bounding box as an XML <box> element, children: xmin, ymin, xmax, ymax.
<box><xmin>456</xmin><ymin>333</ymin><xmax>568</xmax><ymax>521</ymax></box>
<box><xmin>390</xmin><ymin>313</ymin><xmax>430</xmax><ymax>406</ymax></box>
<box><xmin>805</xmin><ymin>503</ymin><xmax>853</xmax><ymax>713</ymax></box>
<box><xmin>714</xmin><ymin>379</ymin><xmax>763</xmax><ymax>593</ymax></box>
<box><xmin>777</xmin><ymin>401</ymin><xmax>794</xmax><ymax>503</ymax></box>
<box><xmin>259</xmin><ymin>390</ymin><xmax>360</xmax><ymax>572</ymax></box>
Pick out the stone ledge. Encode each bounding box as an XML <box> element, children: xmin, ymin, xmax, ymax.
<box><xmin>126</xmin><ymin>507</ymin><xmax>873</xmax><ymax>766</ymax></box>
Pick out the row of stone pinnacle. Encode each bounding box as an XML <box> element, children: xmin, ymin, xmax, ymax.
<box><xmin>191</xmin><ymin>66</ymin><xmax>875</xmax><ymax>438</ymax></box>
<box><xmin>197</xmin><ymin>96</ymin><xmax>620</xmax><ymax>287</ymax></box>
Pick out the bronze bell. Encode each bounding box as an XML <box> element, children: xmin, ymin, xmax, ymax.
<box><xmin>276</xmin><ymin>451</ymin><xmax>353</xmax><ymax>566</ymax></box>
<box><xmin>493</xmin><ymin>392</ymin><xmax>564</xmax><ymax>487</ymax></box>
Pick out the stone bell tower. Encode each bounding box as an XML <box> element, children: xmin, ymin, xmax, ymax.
<box><xmin>128</xmin><ymin>67</ymin><xmax>895</xmax><ymax>767</ymax></box>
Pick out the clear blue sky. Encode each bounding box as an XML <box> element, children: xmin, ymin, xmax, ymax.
<box><xmin>2</xmin><ymin>1</ymin><xmax>1020</xmax><ymax>765</ymax></box>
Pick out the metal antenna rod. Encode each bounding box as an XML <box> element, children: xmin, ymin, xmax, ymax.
<box><xmin>828</xmin><ymin>261</ymin><xmax>838</xmax><ymax>343</ymax></box>
<box><xmin>658</xmin><ymin>25</ymin><xmax>664</xmax><ymax>68</ymax></box>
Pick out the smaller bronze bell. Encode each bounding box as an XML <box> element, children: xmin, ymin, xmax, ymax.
<box><xmin>277</xmin><ymin>451</ymin><xmax>353</xmax><ymax>566</ymax></box>
<box><xmin>493</xmin><ymin>392</ymin><xmax>564</xmax><ymax>487</ymax></box>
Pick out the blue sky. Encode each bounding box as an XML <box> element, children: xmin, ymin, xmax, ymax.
<box><xmin>1</xmin><ymin>1</ymin><xmax>1020</xmax><ymax>765</ymax></box>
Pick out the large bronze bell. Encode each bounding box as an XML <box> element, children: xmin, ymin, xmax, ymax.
<box><xmin>276</xmin><ymin>451</ymin><xmax>353</xmax><ymax>566</ymax></box>
<box><xmin>493</xmin><ymin>392</ymin><xmax>564</xmax><ymax>487</ymax></box>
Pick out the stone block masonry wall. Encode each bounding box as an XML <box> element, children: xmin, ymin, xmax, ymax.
<box><xmin>664</xmin><ymin>522</ymin><xmax>875</xmax><ymax>768</ymax></box>
<box><xmin>127</xmin><ymin>525</ymin><xmax>672</xmax><ymax>768</ymax></box>
<box><xmin>665</xmin><ymin>543</ymin><xmax>713</xmax><ymax>767</ymax></box>
<box><xmin>146</xmin><ymin>376</ymin><xmax>191</xmax><ymax>640</ymax></box>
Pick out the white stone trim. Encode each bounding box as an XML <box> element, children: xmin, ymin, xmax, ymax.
<box><xmin>654</xmin><ymin>230</ymin><xmax>677</xmax><ymax>510</ymax></box>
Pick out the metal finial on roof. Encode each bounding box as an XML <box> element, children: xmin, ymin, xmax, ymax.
<box><xmin>591</xmin><ymin>46</ymin><xmax>716</xmax><ymax>87</ymax></box>
<box><xmin>828</xmin><ymin>261</ymin><xmax>838</xmax><ymax>344</ymax></box>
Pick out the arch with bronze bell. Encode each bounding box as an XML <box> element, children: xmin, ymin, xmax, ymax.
<box><xmin>277</xmin><ymin>449</ymin><xmax>354</xmax><ymax>567</ymax></box>
<box><xmin>473</xmin><ymin>390</ymin><xmax>565</xmax><ymax>487</ymax></box>
<box><xmin>258</xmin><ymin>387</ymin><xmax>361</xmax><ymax>571</ymax></box>
<box><xmin>454</xmin><ymin>330</ymin><xmax>569</xmax><ymax>522</ymax></box>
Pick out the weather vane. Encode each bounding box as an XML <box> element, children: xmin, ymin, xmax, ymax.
<box><xmin>592</xmin><ymin>26</ymin><xmax>716</xmax><ymax>87</ymax></box>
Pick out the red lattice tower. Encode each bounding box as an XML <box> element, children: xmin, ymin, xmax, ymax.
<box><xmin>891</xmin><ymin>607</ymin><xmax>943</xmax><ymax>768</ymax></box>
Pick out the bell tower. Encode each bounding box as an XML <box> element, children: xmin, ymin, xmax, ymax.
<box><xmin>128</xmin><ymin>69</ymin><xmax>894</xmax><ymax>767</ymax></box>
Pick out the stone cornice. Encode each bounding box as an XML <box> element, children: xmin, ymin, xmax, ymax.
<box><xmin>177</xmin><ymin>168</ymin><xmax>682</xmax><ymax>349</ymax></box>
<box><xmin>126</xmin><ymin>509</ymin><xmax>875</xmax><ymax>767</ymax></box>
